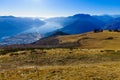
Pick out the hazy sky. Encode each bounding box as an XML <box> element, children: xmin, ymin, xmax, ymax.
<box><xmin>1</xmin><ymin>0</ymin><xmax>120</xmax><ymax>17</ymax></box>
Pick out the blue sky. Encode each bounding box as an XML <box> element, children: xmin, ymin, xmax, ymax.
<box><xmin>1</xmin><ymin>0</ymin><xmax>120</xmax><ymax>17</ymax></box>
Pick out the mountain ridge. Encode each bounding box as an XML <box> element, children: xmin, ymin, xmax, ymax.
<box><xmin>1</xmin><ymin>14</ymin><xmax>120</xmax><ymax>45</ymax></box>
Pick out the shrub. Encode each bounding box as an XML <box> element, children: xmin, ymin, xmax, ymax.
<box><xmin>105</xmin><ymin>37</ymin><xmax>114</xmax><ymax>40</ymax></box>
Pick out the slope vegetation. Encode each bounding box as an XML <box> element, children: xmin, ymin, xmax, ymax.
<box><xmin>33</xmin><ymin>31</ymin><xmax>120</xmax><ymax>49</ymax></box>
<box><xmin>0</xmin><ymin>48</ymin><xmax>120</xmax><ymax>80</ymax></box>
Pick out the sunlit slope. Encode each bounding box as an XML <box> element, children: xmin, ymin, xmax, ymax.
<box><xmin>59</xmin><ymin>31</ymin><xmax>120</xmax><ymax>49</ymax></box>
<box><xmin>35</xmin><ymin>31</ymin><xmax>120</xmax><ymax>49</ymax></box>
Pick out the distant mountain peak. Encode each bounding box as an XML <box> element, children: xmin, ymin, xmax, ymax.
<box><xmin>72</xmin><ymin>14</ymin><xmax>91</xmax><ymax>18</ymax></box>
<box><xmin>0</xmin><ymin>16</ymin><xmax>15</xmax><ymax>18</ymax></box>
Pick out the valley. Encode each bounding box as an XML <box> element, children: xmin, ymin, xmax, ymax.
<box><xmin>1</xmin><ymin>14</ymin><xmax>120</xmax><ymax>46</ymax></box>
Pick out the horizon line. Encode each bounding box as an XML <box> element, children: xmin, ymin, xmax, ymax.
<box><xmin>1</xmin><ymin>13</ymin><xmax>120</xmax><ymax>18</ymax></box>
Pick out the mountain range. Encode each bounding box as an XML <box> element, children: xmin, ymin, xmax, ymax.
<box><xmin>1</xmin><ymin>14</ymin><xmax>120</xmax><ymax>45</ymax></box>
<box><xmin>0</xmin><ymin>16</ymin><xmax>45</xmax><ymax>40</ymax></box>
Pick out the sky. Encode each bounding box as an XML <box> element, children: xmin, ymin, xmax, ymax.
<box><xmin>1</xmin><ymin>0</ymin><xmax>120</xmax><ymax>17</ymax></box>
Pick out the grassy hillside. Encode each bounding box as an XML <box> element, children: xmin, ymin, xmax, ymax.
<box><xmin>57</xmin><ymin>31</ymin><xmax>120</xmax><ymax>49</ymax></box>
<box><xmin>29</xmin><ymin>30</ymin><xmax>120</xmax><ymax>49</ymax></box>
<box><xmin>1</xmin><ymin>31</ymin><xmax>120</xmax><ymax>80</ymax></box>
<box><xmin>1</xmin><ymin>48</ymin><xmax>120</xmax><ymax>80</ymax></box>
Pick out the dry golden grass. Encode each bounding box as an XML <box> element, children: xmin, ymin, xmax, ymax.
<box><xmin>1</xmin><ymin>62</ymin><xmax>120</xmax><ymax>80</ymax></box>
<box><xmin>0</xmin><ymin>48</ymin><xmax>120</xmax><ymax>80</ymax></box>
<box><xmin>56</xmin><ymin>31</ymin><xmax>120</xmax><ymax>49</ymax></box>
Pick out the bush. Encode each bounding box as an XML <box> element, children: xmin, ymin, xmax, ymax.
<box><xmin>105</xmin><ymin>37</ymin><xmax>114</xmax><ymax>40</ymax></box>
<box><xmin>9</xmin><ymin>52</ymin><xmax>19</xmax><ymax>56</ymax></box>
